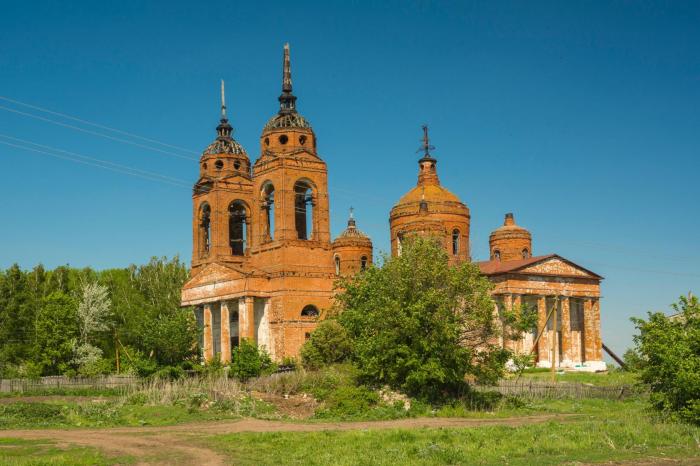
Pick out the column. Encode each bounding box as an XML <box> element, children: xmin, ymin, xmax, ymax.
<box><xmin>592</xmin><ymin>299</ymin><xmax>603</xmax><ymax>360</ymax></box>
<box><xmin>560</xmin><ymin>296</ymin><xmax>571</xmax><ymax>366</ymax></box>
<box><xmin>238</xmin><ymin>298</ymin><xmax>247</xmax><ymax>346</ymax></box>
<box><xmin>537</xmin><ymin>296</ymin><xmax>548</xmax><ymax>365</ymax></box>
<box><xmin>583</xmin><ymin>299</ymin><xmax>595</xmax><ymax>362</ymax></box>
<box><xmin>244</xmin><ymin>296</ymin><xmax>256</xmax><ymax>341</ymax></box>
<box><xmin>203</xmin><ymin>303</ymin><xmax>213</xmax><ymax>362</ymax></box>
<box><xmin>503</xmin><ymin>294</ymin><xmax>513</xmax><ymax>350</ymax></box>
<box><xmin>220</xmin><ymin>301</ymin><xmax>231</xmax><ymax>363</ymax></box>
<box><xmin>511</xmin><ymin>294</ymin><xmax>525</xmax><ymax>354</ymax></box>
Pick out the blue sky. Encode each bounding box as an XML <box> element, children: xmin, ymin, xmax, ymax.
<box><xmin>1</xmin><ymin>1</ymin><xmax>698</xmax><ymax>358</ymax></box>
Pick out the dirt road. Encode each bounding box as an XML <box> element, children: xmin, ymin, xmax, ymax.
<box><xmin>1</xmin><ymin>414</ymin><xmax>572</xmax><ymax>465</ymax></box>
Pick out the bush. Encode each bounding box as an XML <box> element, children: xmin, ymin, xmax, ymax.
<box><xmin>300</xmin><ymin>320</ymin><xmax>352</xmax><ymax>369</ymax></box>
<box><xmin>336</xmin><ymin>237</ymin><xmax>511</xmax><ymax>401</ymax></box>
<box><xmin>632</xmin><ymin>294</ymin><xmax>700</xmax><ymax>424</ymax></box>
<box><xmin>230</xmin><ymin>340</ymin><xmax>275</xmax><ymax>381</ymax></box>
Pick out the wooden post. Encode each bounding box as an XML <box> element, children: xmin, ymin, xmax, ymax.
<box><xmin>551</xmin><ymin>296</ymin><xmax>558</xmax><ymax>383</ymax></box>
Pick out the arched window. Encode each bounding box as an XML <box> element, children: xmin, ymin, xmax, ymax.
<box><xmin>522</xmin><ymin>248</ymin><xmax>530</xmax><ymax>259</ymax></box>
<box><xmin>301</xmin><ymin>305</ymin><xmax>319</xmax><ymax>317</ymax></box>
<box><xmin>334</xmin><ymin>255</ymin><xmax>340</xmax><ymax>275</ymax></box>
<box><xmin>397</xmin><ymin>233</ymin><xmax>404</xmax><ymax>256</ymax></box>
<box><xmin>452</xmin><ymin>229</ymin><xmax>460</xmax><ymax>256</ymax></box>
<box><xmin>294</xmin><ymin>180</ymin><xmax>314</xmax><ymax>240</ymax></box>
<box><xmin>199</xmin><ymin>203</ymin><xmax>211</xmax><ymax>257</ymax></box>
<box><xmin>360</xmin><ymin>256</ymin><xmax>368</xmax><ymax>270</ymax></box>
<box><xmin>493</xmin><ymin>249</ymin><xmax>501</xmax><ymax>261</ymax></box>
<box><xmin>229</xmin><ymin>201</ymin><xmax>247</xmax><ymax>256</ymax></box>
<box><xmin>262</xmin><ymin>183</ymin><xmax>275</xmax><ymax>241</ymax></box>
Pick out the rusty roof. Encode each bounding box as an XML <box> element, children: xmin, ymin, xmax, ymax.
<box><xmin>477</xmin><ymin>254</ymin><xmax>603</xmax><ymax>279</ymax></box>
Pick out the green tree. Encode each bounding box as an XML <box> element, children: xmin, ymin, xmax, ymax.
<box><xmin>300</xmin><ymin>320</ymin><xmax>352</xmax><ymax>369</ymax></box>
<box><xmin>33</xmin><ymin>291</ymin><xmax>79</xmax><ymax>375</ymax></box>
<box><xmin>336</xmin><ymin>236</ymin><xmax>512</xmax><ymax>401</ymax></box>
<box><xmin>632</xmin><ymin>294</ymin><xmax>700</xmax><ymax>424</ymax></box>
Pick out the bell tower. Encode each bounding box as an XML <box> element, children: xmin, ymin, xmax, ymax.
<box><xmin>251</xmin><ymin>43</ymin><xmax>331</xmax><ymax>249</ymax></box>
<box><xmin>191</xmin><ymin>81</ymin><xmax>254</xmax><ymax>274</ymax></box>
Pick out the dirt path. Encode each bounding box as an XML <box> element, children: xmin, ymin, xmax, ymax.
<box><xmin>0</xmin><ymin>414</ymin><xmax>573</xmax><ymax>465</ymax></box>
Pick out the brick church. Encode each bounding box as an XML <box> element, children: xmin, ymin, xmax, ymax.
<box><xmin>181</xmin><ymin>45</ymin><xmax>606</xmax><ymax>372</ymax></box>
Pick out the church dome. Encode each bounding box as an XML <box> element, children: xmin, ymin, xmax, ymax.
<box><xmin>263</xmin><ymin>112</ymin><xmax>312</xmax><ymax>132</ymax></box>
<box><xmin>333</xmin><ymin>212</ymin><xmax>371</xmax><ymax>244</ymax></box>
<box><xmin>332</xmin><ymin>210</ymin><xmax>373</xmax><ymax>275</ymax></box>
<box><xmin>389</xmin><ymin>126</ymin><xmax>470</xmax><ymax>261</ymax></box>
<box><xmin>489</xmin><ymin>213</ymin><xmax>532</xmax><ymax>261</ymax></box>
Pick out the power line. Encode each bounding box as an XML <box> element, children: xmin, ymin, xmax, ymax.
<box><xmin>0</xmin><ymin>140</ymin><xmax>189</xmax><ymax>188</ymax></box>
<box><xmin>0</xmin><ymin>105</ymin><xmax>198</xmax><ymax>161</ymax></box>
<box><xmin>0</xmin><ymin>134</ymin><xmax>191</xmax><ymax>187</ymax></box>
<box><xmin>0</xmin><ymin>95</ymin><xmax>199</xmax><ymax>155</ymax></box>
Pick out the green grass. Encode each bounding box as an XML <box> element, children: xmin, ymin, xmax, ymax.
<box><xmin>0</xmin><ymin>396</ymin><xmax>277</xmax><ymax>429</ymax></box>
<box><xmin>0</xmin><ymin>438</ymin><xmax>131</xmax><ymax>465</ymax></box>
<box><xmin>0</xmin><ymin>387</ymin><xmax>125</xmax><ymax>398</ymax></box>
<box><xmin>206</xmin><ymin>399</ymin><xmax>700</xmax><ymax>465</ymax></box>
<box><xmin>516</xmin><ymin>369</ymin><xmax>639</xmax><ymax>386</ymax></box>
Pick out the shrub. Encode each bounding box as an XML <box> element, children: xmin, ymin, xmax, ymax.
<box><xmin>632</xmin><ymin>294</ymin><xmax>700</xmax><ymax>424</ymax></box>
<box><xmin>230</xmin><ymin>340</ymin><xmax>275</xmax><ymax>381</ymax></box>
<box><xmin>300</xmin><ymin>320</ymin><xmax>352</xmax><ymax>369</ymax></box>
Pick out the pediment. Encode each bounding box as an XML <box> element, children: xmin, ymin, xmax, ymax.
<box><xmin>184</xmin><ymin>262</ymin><xmax>247</xmax><ymax>289</ymax></box>
<box><xmin>518</xmin><ymin>256</ymin><xmax>601</xmax><ymax>279</ymax></box>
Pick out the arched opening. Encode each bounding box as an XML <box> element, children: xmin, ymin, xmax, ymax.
<box><xmin>493</xmin><ymin>249</ymin><xmax>501</xmax><ymax>261</ymax></box>
<box><xmin>294</xmin><ymin>180</ymin><xmax>314</xmax><ymax>240</ymax></box>
<box><xmin>452</xmin><ymin>229</ymin><xmax>460</xmax><ymax>256</ymax></box>
<box><xmin>397</xmin><ymin>233</ymin><xmax>404</xmax><ymax>256</ymax></box>
<box><xmin>199</xmin><ymin>203</ymin><xmax>211</xmax><ymax>257</ymax></box>
<box><xmin>229</xmin><ymin>201</ymin><xmax>247</xmax><ymax>256</ymax></box>
<box><xmin>360</xmin><ymin>256</ymin><xmax>368</xmax><ymax>270</ymax></box>
<box><xmin>262</xmin><ymin>183</ymin><xmax>275</xmax><ymax>241</ymax></box>
<box><xmin>522</xmin><ymin>248</ymin><xmax>530</xmax><ymax>259</ymax></box>
<box><xmin>301</xmin><ymin>305</ymin><xmax>319</xmax><ymax>318</ymax></box>
<box><xmin>334</xmin><ymin>255</ymin><xmax>340</xmax><ymax>275</ymax></box>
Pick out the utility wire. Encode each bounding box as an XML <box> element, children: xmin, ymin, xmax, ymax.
<box><xmin>0</xmin><ymin>105</ymin><xmax>198</xmax><ymax>161</ymax></box>
<box><xmin>0</xmin><ymin>134</ymin><xmax>191</xmax><ymax>187</ymax></box>
<box><xmin>0</xmin><ymin>95</ymin><xmax>198</xmax><ymax>155</ymax></box>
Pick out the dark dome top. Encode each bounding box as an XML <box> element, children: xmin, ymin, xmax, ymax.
<box><xmin>263</xmin><ymin>112</ymin><xmax>312</xmax><ymax>132</ymax></box>
<box><xmin>203</xmin><ymin>137</ymin><xmax>246</xmax><ymax>156</ymax></box>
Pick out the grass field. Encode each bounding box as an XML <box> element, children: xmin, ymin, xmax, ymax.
<box><xmin>0</xmin><ymin>438</ymin><xmax>128</xmax><ymax>466</ymax></box>
<box><xmin>206</xmin><ymin>399</ymin><xmax>700</xmax><ymax>465</ymax></box>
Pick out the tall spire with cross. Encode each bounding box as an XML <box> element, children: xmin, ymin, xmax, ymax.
<box><xmin>416</xmin><ymin>124</ymin><xmax>439</xmax><ymax>185</ymax></box>
<box><xmin>278</xmin><ymin>43</ymin><xmax>297</xmax><ymax>114</ymax></box>
<box><xmin>215</xmin><ymin>79</ymin><xmax>233</xmax><ymax>140</ymax></box>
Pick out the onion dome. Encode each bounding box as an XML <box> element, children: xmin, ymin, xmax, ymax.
<box><xmin>262</xmin><ymin>43</ymin><xmax>313</xmax><ymax>132</ymax></box>
<box><xmin>489</xmin><ymin>213</ymin><xmax>533</xmax><ymax>261</ymax></box>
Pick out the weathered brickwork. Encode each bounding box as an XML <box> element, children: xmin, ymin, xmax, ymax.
<box><xmin>182</xmin><ymin>45</ymin><xmax>605</xmax><ymax>371</ymax></box>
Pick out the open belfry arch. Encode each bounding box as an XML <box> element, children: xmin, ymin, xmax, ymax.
<box><xmin>181</xmin><ymin>44</ymin><xmax>373</xmax><ymax>362</ymax></box>
<box><xmin>182</xmin><ymin>45</ymin><xmax>605</xmax><ymax>371</ymax></box>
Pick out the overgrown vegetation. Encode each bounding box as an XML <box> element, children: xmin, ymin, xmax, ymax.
<box><xmin>0</xmin><ymin>257</ymin><xmax>198</xmax><ymax>378</ymax></box>
<box><xmin>302</xmin><ymin>237</ymin><xmax>533</xmax><ymax>401</ymax></box>
<box><xmin>631</xmin><ymin>293</ymin><xmax>700</xmax><ymax>425</ymax></box>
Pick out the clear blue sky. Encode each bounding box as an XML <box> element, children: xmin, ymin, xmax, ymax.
<box><xmin>1</xmin><ymin>1</ymin><xmax>698</xmax><ymax>359</ymax></box>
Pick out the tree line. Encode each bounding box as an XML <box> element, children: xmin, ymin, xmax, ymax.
<box><xmin>0</xmin><ymin>257</ymin><xmax>197</xmax><ymax>378</ymax></box>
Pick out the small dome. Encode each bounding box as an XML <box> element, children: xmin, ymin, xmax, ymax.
<box><xmin>489</xmin><ymin>213</ymin><xmax>532</xmax><ymax>261</ymax></box>
<box><xmin>334</xmin><ymin>215</ymin><xmax>370</xmax><ymax>242</ymax></box>
<box><xmin>203</xmin><ymin>136</ymin><xmax>246</xmax><ymax>156</ymax></box>
<box><xmin>263</xmin><ymin>112</ymin><xmax>312</xmax><ymax>132</ymax></box>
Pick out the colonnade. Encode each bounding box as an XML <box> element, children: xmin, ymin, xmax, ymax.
<box><xmin>499</xmin><ymin>294</ymin><xmax>602</xmax><ymax>367</ymax></box>
<box><xmin>201</xmin><ymin>297</ymin><xmax>257</xmax><ymax>363</ymax></box>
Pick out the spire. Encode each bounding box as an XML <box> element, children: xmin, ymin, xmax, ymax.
<box><xmin>416</xmin><ymin>124</ymin><xmax>439</xmax><ymax>186</ymax></box>
<box><xmin>220</xmin><ymin>79</ymin><xmax>227</xmax><ymax>118</ymax></box>
<box><xmin>278</xmin><ymin>43</ymin><xmax>297</xmax><ymax>114</ymax></box>
<box><xmin>418</xmin><ymin>124</ymin><xmax>436</xmax><ymax>161</ymax></box>
<box><xmin>216</xmin><ymin>80</ymin><xmax>233</xmax><ymax>139</ymax></box>
<box><xmin>348</xmin><ymin>207</ymin><xmax>356</xmax><ymax>228</ymax></box>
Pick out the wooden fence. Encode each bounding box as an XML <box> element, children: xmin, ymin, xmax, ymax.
<box><xmin>473</xmin><ymin>379</ymin><xmax>637</xmax><ymax>400</ymax></box>
<box><xmin>0</xmin><ymin>375</ymin><xmax>140</xmax><ymax>393</ymax></box>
